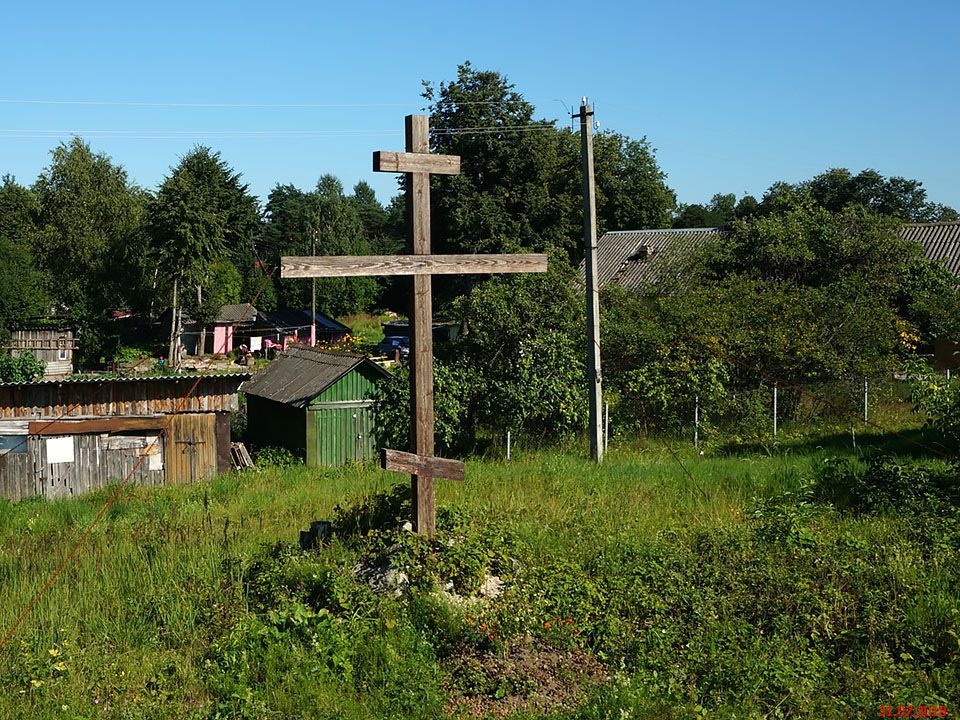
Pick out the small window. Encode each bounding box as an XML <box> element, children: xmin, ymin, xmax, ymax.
<box><xmin>0</xmin><ymin>435</ymin><xmax>27</xmax><ymax>455</ymax></box>
<box><xmin>58</xmin><ymin>337</ymin><xmax>68</xmax><ymax>361</ymax></box>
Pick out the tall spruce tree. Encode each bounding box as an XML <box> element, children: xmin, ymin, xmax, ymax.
<box><xmin>147</xmin><ymin>147</ymin><xmax>260</xmax><ymax>363</ymax></box>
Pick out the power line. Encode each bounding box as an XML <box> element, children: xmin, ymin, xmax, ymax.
<box><xmin>0</xmin><ymin>129</ymin><xmax>401</xmax><ymax>135</ymax></box>
<box><xmin>0</xmin><ymin>131</ymin><xmax>403</xmax><ymax>141</ymax></box>
<box><xmin>0</xmin><ymin>99</ymin><xmax>415</xmax><ymax>109</ymax></box>
<box><xmin>0</xmin><ymin>98</ymin><xmax>542</xmax><ymax>109</ymax></box>
<box><xmin>0</xmin><ymin>125</ymin><xmax>561</xmax><ymax>142</ymax></box>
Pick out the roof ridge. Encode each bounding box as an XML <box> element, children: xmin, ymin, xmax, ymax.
<box><xmin>283</xmin><ymin>344</ymin><xmax>366</xmax><ymax>360</ymax></box>
<box><xmin>602</xmin><ymin>227</ymin><xmax>724</xmax><ymax>235</ymax></box>
<box><xmin>904</xmin><ymin>220</ymin><xmax>960</xmax><ymax>228</ymax></box>
<box><xmin>0</xmin><ymin>372</ymin><xmax>252</xmax><ymax>387</ymax></box>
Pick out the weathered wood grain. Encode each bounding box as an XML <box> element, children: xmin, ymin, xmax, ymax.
<box><xmin>277</xmin><ymin>112</ymin><xmax>551</xmax><ymax>537</ymax></box>
<box><xmin>406</xmin><ymin>114</ymin><xmax>437</xmax><ymax>536</ymax></box>
<box><xmin>280</xmin><ymin>253</ymin><xmax>547</xmax><ymax>278</ymax></box>
<box><xmin>373</xmin><ymin>151</ymin><xmax>460</xmax><ymax>175</ymax></box>
<box><xmin>28</xmin><ymin>416</ymin><xmax>168</xmax><ymax>435</ymax></box>
<box><xmin>380</xmin><ymin>448</ymin><xmax>464</xmax><ymax>482</ymax></box>
<box><xmin>281</xmin><ymin>254</ymin><xmax>549</xmax><ymax>279</ymax></box>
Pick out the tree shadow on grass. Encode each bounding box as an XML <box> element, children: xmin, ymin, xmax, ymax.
<box><xmin>719</xmin><ymin>427</ymin><xmax>954</xmax><ymax>461</ymax></box>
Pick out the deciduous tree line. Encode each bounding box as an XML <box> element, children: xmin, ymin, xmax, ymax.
<box><xmin>1</xmin><ymin>62</ymin><xmax>957</xmax><ymax>448</ymax></box>
<box><xmin>0</xmin><ymin>63</ymin><xmax>682</xmax><ymax>366</ymax></box>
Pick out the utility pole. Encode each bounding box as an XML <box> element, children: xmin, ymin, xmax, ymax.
<box><xmin>576</xmin><ymin>98</ymin><xmax>604</xmax><ymax>462</ymax></box>
<box><xmin>310</xmin><ymin>228</ymin><xmax>317</xmax><ymax>347</ymax></box>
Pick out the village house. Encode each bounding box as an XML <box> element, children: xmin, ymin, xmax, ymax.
<box><xmin>252</xmin><ymin>309</ymin><xmax>350</xmax><ymax>350</ymax></box>
<box><xmin>162</xmin><ymin>305</ymin><xmax>349</xmax><ymax>357</ymax></box>
<box><xmin>242</xmin><ymin>346</ymin><xmax>390</xmax><ymax>466</ymax></box>
<box><xmin>5</xmin><ymin>321</ymin><xmax>79</xmax><ymax>378</ymax></box>
<box><xmin>587</xmin><ymin>221</ymin><xmax>960</xmax><ymax>368</ymax></box>
<box><xmin>164</xmin><ymin>303</ymin><xmax>259</xmax><ymax>356</ymax></box>
<box><xmin>0</xmin><ymin>373</ymin><xmax>248</xmax><ymax>501</ymax></box>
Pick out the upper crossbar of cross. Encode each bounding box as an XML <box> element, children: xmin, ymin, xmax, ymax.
<box><xmin>281</xmin><ymin>114</ymin><xmax>547</xmax><ymax>536</ymax></box>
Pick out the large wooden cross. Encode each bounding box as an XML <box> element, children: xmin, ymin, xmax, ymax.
<box><xmin>282</xmin><ymin>114</ymin><xmax>548</xmax><ymax>536</ymax></box>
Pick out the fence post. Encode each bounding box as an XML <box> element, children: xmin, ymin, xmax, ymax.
<box><xmin>694</xmin><ymin>394</ymin><xmax>700</xmax><ymax>449</ymax></box>
<box><xmin>863</xmin><ymin>378</ymin><xmax>869</xmax><ymax>425</ymax></box>
<box><xmin>506</xmin><ymin>430</ymin><xmax>511</xmax><ymax>461</ymax></box>
<box><xmin>604</xmin><ymin>402</ymin><xmax>610</xmax><ymax>453</ymax></box>
<box><xmin>773</xmin><ymin>383</ymin><xmax>778</xmax><ymax>438</ymax></box>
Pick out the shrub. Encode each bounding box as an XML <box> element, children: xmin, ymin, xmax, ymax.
<box><xmin>908</xmin><ymin>359</ymin><xmax>960</xmax><ymax>450</ymax></box>
<box><xmin>0</xmin><ymin>351</ymin><xmax>44</xmax><ymax>382</ymax></box>
<box><xmin>253</xmin><ymin>446</ymin><xmax>302</xmax><ymax>468</ymax></box>
<box><xmin>814</xmin><ymin>456</ymin><xmax>960</xmax><ymax>514</ymax></box>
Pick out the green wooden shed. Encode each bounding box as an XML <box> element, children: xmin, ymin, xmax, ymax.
<box><xmin>241</xmin><ymin>346</ymin><xmax>392</xmax><ymax>466</ymax></box>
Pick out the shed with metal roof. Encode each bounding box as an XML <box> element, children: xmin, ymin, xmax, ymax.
<box><xmin>241</xmin><ymin>346</ymin><xmax>391</xmax><ymax>466</ymax></box>
<box><xmin>252</xmin><ymin>309</ymin><xmax>350</xmax><ymax>347</ymax></box>
<box><xmin>901</xmin><ymin>221</ymin><xmax>960</xmax><ymax>277</ymax></box>
<box><xmin>0</xmin><ymin>372</ymin><xmax>249</xmax><ymax>501</ymax></box>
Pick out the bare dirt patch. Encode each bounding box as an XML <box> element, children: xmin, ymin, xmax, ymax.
<box><xmin>443</xmin><ymin>637</ymin><xmax>609</xmax><ymax>718</ymax></box>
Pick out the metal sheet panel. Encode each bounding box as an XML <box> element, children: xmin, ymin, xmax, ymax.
<box><xmin>241</xmin><ymin>346</ymin><xmax>389</xmax><ymax>407</ymax></box>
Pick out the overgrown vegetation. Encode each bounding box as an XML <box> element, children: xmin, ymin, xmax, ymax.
<box><xmin>1</xmin><ymin>424</ymin><xmax>958</xmax><ymax>718</ymax></box>
<box><xmin>3</xmin><ymin>62</ymin><xmax>954</xmax><ymax>376</ymax></box>
<box><xmin>2</xmin><ymin>60</ymin><xmax>960</xmax><ymax>719</ymax></box>
<box><xmin>600</xmin><ymin>202</ymin><xmax>960</xmax><ymax>442</ymax></box>
<box><xmin>0</xmin><ymin>351</ymin><xmax>44</xmax><ymax>383</ymax></box>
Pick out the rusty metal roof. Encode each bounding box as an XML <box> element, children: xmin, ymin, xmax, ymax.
<box><xmin>901</xmin><ymin>221</ymin><xmax>960</xmax><ymax>276</ymax></box>
<box><xmin>240</xmin><ymin>345</ymin><xmax>390</xmax><ymax>408</ymax></box>
<box><xmin>589</xmin><ymin>228</ymin><xmax>723</xmax><ymax>293</ymax></box>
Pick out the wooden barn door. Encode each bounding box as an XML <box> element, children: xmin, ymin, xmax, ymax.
<box><xmin>165</xmin><ymin>414</ymin><xmax>217</xmax><ymax>482</ymax></box>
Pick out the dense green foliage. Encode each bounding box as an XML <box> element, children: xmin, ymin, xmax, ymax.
<box><xmin>0</xmin><ymin>62</ymin><xmax>955</xmax><ymax>398</ymax></box>
<box><xmin>33</xmin><ymin>140</ymin><xmax>150</xmax><ymax>362</ymax></box>
<box><xmin>377</xmin><ymin>264</ymin><xmax>588</xmax><ymax>452</ymax></box>
<box><xmin>0</xmin><ymin>351</ymin><xmax>44</xmax><ymax>383</ymax></box>
<box><xmin>603</xmin><ymin>201</ymin><xmax>960</xmax><ymax>437</ymax></box>
<box><xmin>0</xmin><ymin>178</ymin><xmax>48</xmax><ymax>341</ymax></box>
<box><xmin>425</xmin><ymin>62</ymin><xmax>676</xmax><ymax>276</ymax></box>
<box><xmin>676</xmin><ymin>167</ymin><xmax>958</xmax><ymax>229</ymax></box>
<box><xmin>907</xmin><ymin>360</ymin><xmax>960</xmax><ymax>452</ymax></box>
<box><xmin>763</xmin><ymin>168</ymin><xmax>959</xmax><ymax>222</ymax></box>
<box><xmin>673</xmin><ymin>191</ymin><xmax>759</xmax><ymax>228</ymax></box>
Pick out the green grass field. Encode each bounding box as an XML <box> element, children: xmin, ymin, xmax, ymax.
<box><xmin>0</xmin><ymin>429</ymin><xmax>957</xmax><ymax>719</ymax></box>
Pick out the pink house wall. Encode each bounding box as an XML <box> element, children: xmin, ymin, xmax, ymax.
<box><xmin>213</xmin><ymin>325</ymin><xmax>234</xmax><ymax>354</ymax></box>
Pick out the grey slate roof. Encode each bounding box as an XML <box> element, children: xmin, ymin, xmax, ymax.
<box><xmin>590</xmin><ymin>228</ymin><xmax>723</xmax><ymax>293</ymax></box>
<box><xmin>590</xmin><ymin>221</ymin><xmax>960</xmax><ymax>293</ymax></box>
<box><xmin>240</xmin><ymin>345</ymin><xmax>390</xmax><ymax>408</ymax></box>
<box><xmin>215</xmin><ymin>303</ymin><xmax>258</xmax><ymax>325</ymax></box>
<box><xmin>902</xmin><ymin>221</ymin><xmax>960</xmax><ymax>276</ymax></box>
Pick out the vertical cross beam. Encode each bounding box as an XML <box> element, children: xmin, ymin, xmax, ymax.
<box><xmin>282</xmin><ymin>114</ymin><xmax>548</xmax><ymax>538</ymax></box>
<box><xmin>405</xmin><ymin>115</ymin><xmax>437</xmax><ymax>536</ymax></box>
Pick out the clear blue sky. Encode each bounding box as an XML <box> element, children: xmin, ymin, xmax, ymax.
<box><xmin>3</xmin><ymin>0</ymin><xmax>958</xmax><ymax>212</ymax></box>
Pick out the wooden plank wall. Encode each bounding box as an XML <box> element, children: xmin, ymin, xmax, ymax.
<box><xmin>0</xmin><ymin>376</ymin><xmax>244</xmax><ymax>418</ymax></box>
<box><xmin>7</xmin><ymin>328</ymin><xmax>75</xmax><ymax>366</ymax></box>
<box><xmin>0</xmin><ymin>433</ymin><xmax>164</xmax><ymax>501</ymax></box>
<box><xmin>0</xmin><ymin>412</ymin><xmax>221</xmax><ymax>500</ymax></box>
